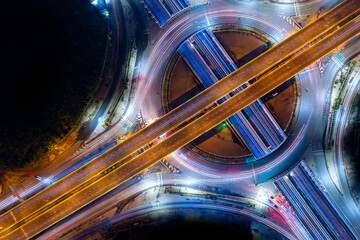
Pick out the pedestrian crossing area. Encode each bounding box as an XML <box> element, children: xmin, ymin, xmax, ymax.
<box><xmin>294</xmin><ymin>2</ymin><xmax>301</xmax><ymax>17</ymax></box>
<box><xmin>332</xmin><ymin>52</ymin><xmax>345</xmax><ymax>68</ymax></box>
<box><xmin>121</xmin><ymin>117</ymin><xmax>133</xmax><ymax>131</ymax></box>
<box><xmin>136</xmin><ymin>110</ymin><xmax>143</xmax><ymax>123</ymax></box>
<box><xmin>281</xmin><ymin>15</ymin><xmax>301</xmax><ymax>30</ymax></box>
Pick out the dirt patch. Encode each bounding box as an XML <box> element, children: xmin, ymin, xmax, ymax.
<box><xmin>191</xmin><ymin>122</ymin><xmax>251</xmax><ymax>158</ymax></box>
<box><xmin>262</xmin><ymin>79</ymin><xmax>297</xmax><ymax>131</ymax></box>
<box><xmin>214</xmin><ymin>30</ymin><xmax>266</xmax><ymax>61</ymax></box>
<box><xmin>167</xmin><ymin>57</ymin><xmax>202</xmax><ymax>110</ymax></box>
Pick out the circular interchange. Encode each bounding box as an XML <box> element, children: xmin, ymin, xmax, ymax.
<box><xmin>162</xmin><ymin>25</ymin><xmax>299</xmax><ymax>164</ymax></box>
<box><xmin>139</xmin><ymin>7</ymin><xmax>315</xmax><ymax>181</ymax></box>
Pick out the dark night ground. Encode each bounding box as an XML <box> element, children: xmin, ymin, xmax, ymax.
<box><xmin>76</xmin><ymin>210</ymin><xmax>286</xmax><ymax>240</ymax></box>
<box><xmin>344</xmin><ymin>93</ymin><xmax>360</xmax><ymax>190</ymax></box>
<box><xmin>0</xmin><ymin>0</ymin><xmax>108</xmax><ymax>169</ymax></box>
<box><xmin>116</xmin><ymin>219</ymin><xmax>253</xmax><ymax>240</ymax></box>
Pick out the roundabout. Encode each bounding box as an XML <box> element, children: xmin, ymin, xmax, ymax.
<box><xmin>163</xmin><ymin>27</ymin><xmax>298</xmax><ymax>162</ymax></box>
<box><xmin>133</xmin><ymin>4</ymin><xmax>318</xmax><ymax>181</ymax></box>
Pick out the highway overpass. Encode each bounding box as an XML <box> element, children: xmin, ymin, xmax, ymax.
<box><xmin>275</xmin><ymin>161</ymin><xmax>358</xmax><ymax>240</ymax></box>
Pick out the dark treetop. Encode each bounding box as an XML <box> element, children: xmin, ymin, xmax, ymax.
<box><xmin>0</xmin><ymin>0</ymin><xmax>108</xmax><ymax>168</ymax></box>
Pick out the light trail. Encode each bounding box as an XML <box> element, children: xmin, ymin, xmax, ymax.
<box><xmin>1</xmin><ymin>1</ymin><xmax>359</xmax><ymax>238</ymax></box>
